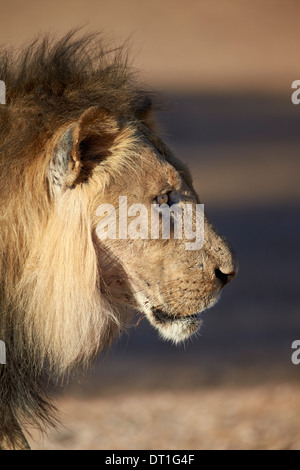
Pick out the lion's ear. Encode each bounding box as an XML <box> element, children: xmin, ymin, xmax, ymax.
<box><xmin>135</xmin><ymin>97</ymin><xmax>156</xmax><ymax>128</ymax></box>
<box><xmin>48</xmin><ymin>106</ymin><xmax>119</xmax><ymax>191</ymax></box>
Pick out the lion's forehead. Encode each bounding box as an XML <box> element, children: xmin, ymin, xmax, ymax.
<box><xmin>166</xmin><ymin>164</ymin><xmax>182</xmax><ymax>188</ymax></box>
<box><xmin>128</xmin><ymin>154</ymin><xmax>184</xmax><ymax>199</ymax></box>
<box><xmin>110</xmin><ymin>127</ymin><xmax>184</xmax><ymax>193</ymax></box>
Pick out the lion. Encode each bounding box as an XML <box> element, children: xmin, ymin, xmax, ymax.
<box><xmin>0</xmin><ymin>32</ymin><xmax>237</xmax><ymax>450</ymax></box>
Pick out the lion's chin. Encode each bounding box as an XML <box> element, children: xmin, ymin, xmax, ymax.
<box><xmin>146</xmin><ymin>308</ymin><xmax>203</xmax><ymax>344</ymax></box>
<box><xmin>142</xmin><ymin>293</ymin><xmax>221</xmax><ymax>344</ymax></box>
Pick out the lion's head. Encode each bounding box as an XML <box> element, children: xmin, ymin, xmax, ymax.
<box><xmin>44</xmin><ymin>103</ymin><xmax>237</xmax><ymax>351</ymax></box>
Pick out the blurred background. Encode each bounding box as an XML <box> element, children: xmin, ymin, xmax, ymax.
<box><xmin>2</xmin><ymin>0</ymin><xmax>300</xmax><ymax>450</ymax></box>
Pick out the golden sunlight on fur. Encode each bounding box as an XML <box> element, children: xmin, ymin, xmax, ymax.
<box><xmin>0</xmin><ymin>32</ymin><xmax>237</xmax><ymax>449</ymax></box>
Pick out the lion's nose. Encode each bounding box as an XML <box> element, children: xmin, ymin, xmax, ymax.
<box><xmin>215</xmin><ymin>268</ymin><xmax>236</xmax><ymax>287</ymax></box>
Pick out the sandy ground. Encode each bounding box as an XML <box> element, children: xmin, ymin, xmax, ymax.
<box><xmin>28</xmin><ymin>383</ymin><xmax>300</xmax><ymax>450</ymax></box>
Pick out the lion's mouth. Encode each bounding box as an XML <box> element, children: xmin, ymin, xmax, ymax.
<box><xmin>151</xmin><ymin>308</ymin><xmax>201</xmax><ymax>325</ymax></box>
<box><xmin>142</xmin><ymin>307</ymin><xmax>203</xmax><ymax>344</ymax></box>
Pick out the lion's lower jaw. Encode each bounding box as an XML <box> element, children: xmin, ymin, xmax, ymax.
<box><xmin>143</xmin><ymin>294</ymin><xmax>221</xmax><ymax>344</ymax></box>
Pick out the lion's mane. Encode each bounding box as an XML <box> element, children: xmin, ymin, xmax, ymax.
<box><xmin>0</xmin><ymin>31</ymin><xmax>154</xmax><ymax>448</ymax></box>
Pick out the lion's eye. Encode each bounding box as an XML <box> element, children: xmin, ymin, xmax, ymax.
<box><xmin>156</xmin><ymin>193</ymin><xmax>169</xmax><ymax>205</ymax></box>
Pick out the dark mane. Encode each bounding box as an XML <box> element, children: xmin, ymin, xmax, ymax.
<box><xmin>0</xmin><ymin>30</ymin><xmax>153</xmax><ymax>164</ymax></box>
<box><xmin>0</xmin><ymin>30</ymin><xmax>148</xmax><ymax>111</ymax></box>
